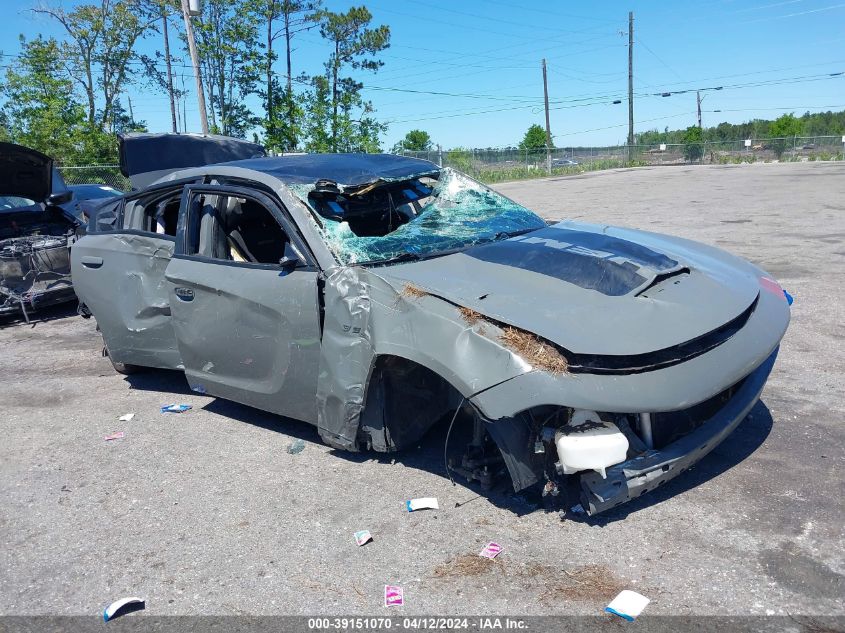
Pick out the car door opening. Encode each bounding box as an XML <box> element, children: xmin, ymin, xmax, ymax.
<box><xmin>188</xmin><ymin>193</ymin><xmax>291</xmax><ymax>265</ymax></box>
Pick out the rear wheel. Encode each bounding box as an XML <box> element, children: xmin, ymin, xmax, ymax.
<box><xmin>102</xmin><ymin>342</ymin><xmax>144</xmax><ymax>375</ymax></box>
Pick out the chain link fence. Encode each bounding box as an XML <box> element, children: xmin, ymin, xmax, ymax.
<box><xmin>56</xmin><ymin>136</ymin><xmax>844</xmax><ymax>189</ymax></box>
<box><xmin>58</xmin><ymin>165</ymin><xmax>131</xmax><ymax>191</ymax></box>
<box><xmin>399</xmin><ymin>136</ymin><xmax>845</xmax><ymax>183</ymax></box>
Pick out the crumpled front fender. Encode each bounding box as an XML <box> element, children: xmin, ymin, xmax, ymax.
<box><xmin>315</xmin><ymin>266</ymin><xmax>531</xmax><ymax>451</ymax></box>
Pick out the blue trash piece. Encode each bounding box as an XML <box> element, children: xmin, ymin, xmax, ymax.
<box><xmin>605</xmin><ymin>607</ymin><xmax>635</xmax><ymax>622</ymax></box>
<box><xmin>161</xmin><ymin>404</ymin><xmax>192</xmax><ymax>413</ymax></box>
<box><xmin>783</xmin><ymin>289</ymin><xmax>794</xmax><ymax>305</ymax></box>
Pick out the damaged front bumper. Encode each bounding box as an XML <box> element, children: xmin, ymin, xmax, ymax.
<box><xmin>1</xmin><ymin>232</ymin><xmax>76</xmax><ymax>320</ymax></box>
<box><xmin>579</xmin><ymin>347</ymin><xmax>778</xmax><ymax>515</ymax></box>
<box><xmin>0</xmin><ymin>285</ymin><xmax>76</xmax><ymax>316</ymax></box>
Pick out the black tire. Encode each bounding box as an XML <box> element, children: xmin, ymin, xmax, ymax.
<box><xmin>103</xmin><ymin>343</ymin><xmax>144</xmax><ymax>375</ymax></box>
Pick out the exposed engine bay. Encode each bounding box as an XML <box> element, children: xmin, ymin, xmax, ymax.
<box><xmin>0</xmin><ymin>213</ymin><xmax>78</xmax><ymax>320</ymax></box>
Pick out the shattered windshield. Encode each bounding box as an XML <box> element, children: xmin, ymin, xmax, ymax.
<box><xmin>290</xmin><ymin>168</ymin><xmax>547</xmax><ymax>265</ymax></box>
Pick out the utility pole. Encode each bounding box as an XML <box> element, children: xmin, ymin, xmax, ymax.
<box><xmin>181</xmin><ymin>73</ymin><xmax>188</xmax><ymax>133</ymax></box>
<box><xmin>542</xmin><ymin>58</ymin><xmax>552</xmax><ymax>175</ymax></box>
<box><xmin>128</xmin><ymin>96</ymin><xmax>134</xmax><ymax>125</ymax></box>
<box><xmin>627</xmin><ymin>11</ymin><xmax>634</xmax><ymax>160</ymax></box>
<box><xmin>162</xmin><ymin>6</ymin><xmax>178</xmax><ymax>134</ymax></box>
<box><xmin>180</xmin><ymin>0</ymin><xmax>209</xmax><ymax>135</ymax></box>
<box><xmin>697</xmin><ymin>90</ymin><xmax>702</xmax><ymax>128</ymax></box>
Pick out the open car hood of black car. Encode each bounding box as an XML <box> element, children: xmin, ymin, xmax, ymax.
<box><xmin>0</xmin><ymin>142</ymin><xmax>53</xmax><ymax>203</ymax></box>
<box><xmin>119</xmin><ymin>133</ymin><xmax>266</xmax><ymax>189</ymax></box>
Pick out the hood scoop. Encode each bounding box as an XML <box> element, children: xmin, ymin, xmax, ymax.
<box><xmin>467</xmin><ymin>226</ymin><xmax>682</xmax><ymax>297</ymax></box>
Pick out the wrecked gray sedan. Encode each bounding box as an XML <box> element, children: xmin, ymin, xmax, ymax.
<box><xmin>71</xmin><ymin>134</ymin><xmax>791</xmax><ymax>515</ymax></box>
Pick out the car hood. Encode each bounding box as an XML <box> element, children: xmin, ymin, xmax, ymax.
<box><xmin>0</xmin><ymin>142</ymin><xmax>53</xmax><ymax>203</ymax></box>
<box><xmin>377</xmin><ymin>221</ymin><xmax>763</xmax><ymax>356</ymax></box>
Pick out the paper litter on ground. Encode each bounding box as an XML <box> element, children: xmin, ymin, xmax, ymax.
<box><xmin>354</xmin><ymin>530</ymin><xmax>373</xmax><ymax>546</ymax></box>
<box><xmin>406</xmin><ymin>497</ymin><xmax>439</xmax><ymax>512</ymax></box>
<box><xmin>479</xmin><ymin>542</ymin><xmax>503</xmax><ymax>559</ymax></box>
<box><xmin>103</xmin><ymin>596</ymin><xmax>145</xmax><ymax>621</ymax></box>
<box><xmin>384</xmin><ymin>585</ymin><xmax>404</xmax><ymax>607</ymax></box>
<box><xmin>605</xmin><ymin>590</ymin><xmax>650</xmax><ymax>621</ymax></box>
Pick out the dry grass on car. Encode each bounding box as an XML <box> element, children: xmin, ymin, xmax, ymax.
<box><xmin>458</xmin><ymin>306</ymin><xmax>483</xmax><ymax>325</ymax></box>
<box><xmin>499</xmin><ymin>326</ymin><xmax>569</xmax><ymax>375</ymax></box>
<box><xmin>400</xmin><ymin>283</ymin><xmax>429</xmax><ymax>300</ymax></box>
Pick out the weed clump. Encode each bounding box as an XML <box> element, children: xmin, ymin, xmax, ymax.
<box><xmin>500</xmin><ymin>326</ymin><xmax>569</xmax><ymax>375</ymax></box>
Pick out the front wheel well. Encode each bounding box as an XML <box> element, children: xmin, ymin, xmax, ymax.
<box><xmin>358</xmin><ymin>355</ymin><xmax>464</xmax><ymax>452</ymax></box>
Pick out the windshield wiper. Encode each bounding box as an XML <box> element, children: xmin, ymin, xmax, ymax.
<box><xmin>358</xmin><ymin>251</ymin><xmax>424</xmax><ymax>267</ymax></box>
<box><xmin>468</xmin><ymin>228</ymin><xmax>539</xmax><ymax>249</ymax></box>
<box><xmin>495</xmin><ymin>227</ymin><xmax>539</xmax><ymax>240</ymax></box>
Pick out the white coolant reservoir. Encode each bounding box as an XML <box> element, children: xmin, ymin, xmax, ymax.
<box><xmin>554</xmin><ymin>410</ymin><xmax>629</xmax><ymax>479</ymax></box>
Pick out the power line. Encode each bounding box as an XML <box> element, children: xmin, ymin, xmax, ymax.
<box><xmin>477</xmin><ymin>0</ymin><xmax>620</xmax><ymax>23</ymax></box>
<box><xmin>555</xmin><ymin>112</ymin><xmax>694</xmax><ymax>138</ymax></box>
<box><xmin>399</xmin><ymin>0</ymin><xmax>617</xmax><ymax>37</ymax></box>
<box><xmin>374</xmin><ymin>35</ymin><xmax>620</xmax><ymax>83</ymax></box>
<box><xmin>3</xmin><ymin>49</ymin><xmax>839</xmax><ymax>111</ymax></box>
<box><xmin>729</xmin><ymin>0</ymin><xmax>805</xmax><ymax>14</ymax></box>
<box><xmin>635</xmin><ymin>59</ymin><xmax>845</xmax><ymax>91</ymax></box>
<box><xmin>704</xmin><ymin>104</ymin><xmax>845</xmax><ymax>112</ymax></box>
<box><xmin>635</xmin><ymin>37</ymin><xmax>684</xmax><ymax>81</ymax></box>
<box><xmin>377</xmin><ymin>72</ymin><xmax>844</xmax><ymax>124</ymax></box>
<box><xmin>737</xmin><ymin>1</ymin><xmax>845</xmax><ymax>23</ymax></box>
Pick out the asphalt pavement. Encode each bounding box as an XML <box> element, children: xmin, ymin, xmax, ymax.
<box><xmin>1</xmin><ymin>161</ymin><xmax>842</xmax><ymax>617</ymax></box>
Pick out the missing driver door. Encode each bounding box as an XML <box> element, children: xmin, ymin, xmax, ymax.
<box><xmin>164</xmin><ymin>184</ymin><xmax>322</xmax><ymax>424</ymax></box>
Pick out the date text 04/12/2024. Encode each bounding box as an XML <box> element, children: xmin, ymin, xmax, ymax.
<box><xmin>307</xmin><ymin>618</ymin><xmax>527</xmax><ymax>629</ymax></box>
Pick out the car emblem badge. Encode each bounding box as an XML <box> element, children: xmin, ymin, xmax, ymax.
<box><xmin>174</xmin><ymin>287</ymin><xmax>194</xmax><ymax>301</ymax></box>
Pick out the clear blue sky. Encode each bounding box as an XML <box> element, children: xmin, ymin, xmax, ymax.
<box><xmin>3</xmin><ymin>0</ymin><xmax>844</xmax><ymax>148</ymax></box>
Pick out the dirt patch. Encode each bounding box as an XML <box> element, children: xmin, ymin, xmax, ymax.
<box><xmin>458</xmin><ymin>306</ymin><xmax>483</xmax><ymax>325</ymax></box>
<box><xmin>499</xmin><ymin>326</ymin><xmax>569</xmax><ymax>375</ymax></box>
<box><xmin>511</xmin><ymin>563</ymin><xmax>627</xmax><ymax>603</ymax></box>
<box><xmin>434</xmin><ymin>553</ymin><xmax>502</xmax><ymax>578</ymax></box>
<box><xmin>400</xmin><ymin>283</ymin><xmax>429</xmax><ymax>300</ymax></box>
<box><xmin>541</xmin><ymin>564</ymin><xmax>627</xmax><ymax>602</ymax></box>
<box><xmin>433</xmin><ymin>556</ymin><xmax>627</xmax><ymax>603</ymax></box>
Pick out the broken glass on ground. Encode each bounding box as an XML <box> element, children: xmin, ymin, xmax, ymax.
<box><xmin>287</xmin><ymin>438</ymin><xmax>306</xmax><ymax>454</ymax></box>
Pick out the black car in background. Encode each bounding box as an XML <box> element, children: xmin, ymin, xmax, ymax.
<box><xmin>67</xmin><ymin>183</ymin><xmax>124</xmax><ymax>222</ymax></box>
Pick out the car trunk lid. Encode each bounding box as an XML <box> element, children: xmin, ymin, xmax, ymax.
<box><xmin>119</xmin><ymin>133</ymin><xmax>266</xmax><ymax>189</ymax></box>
